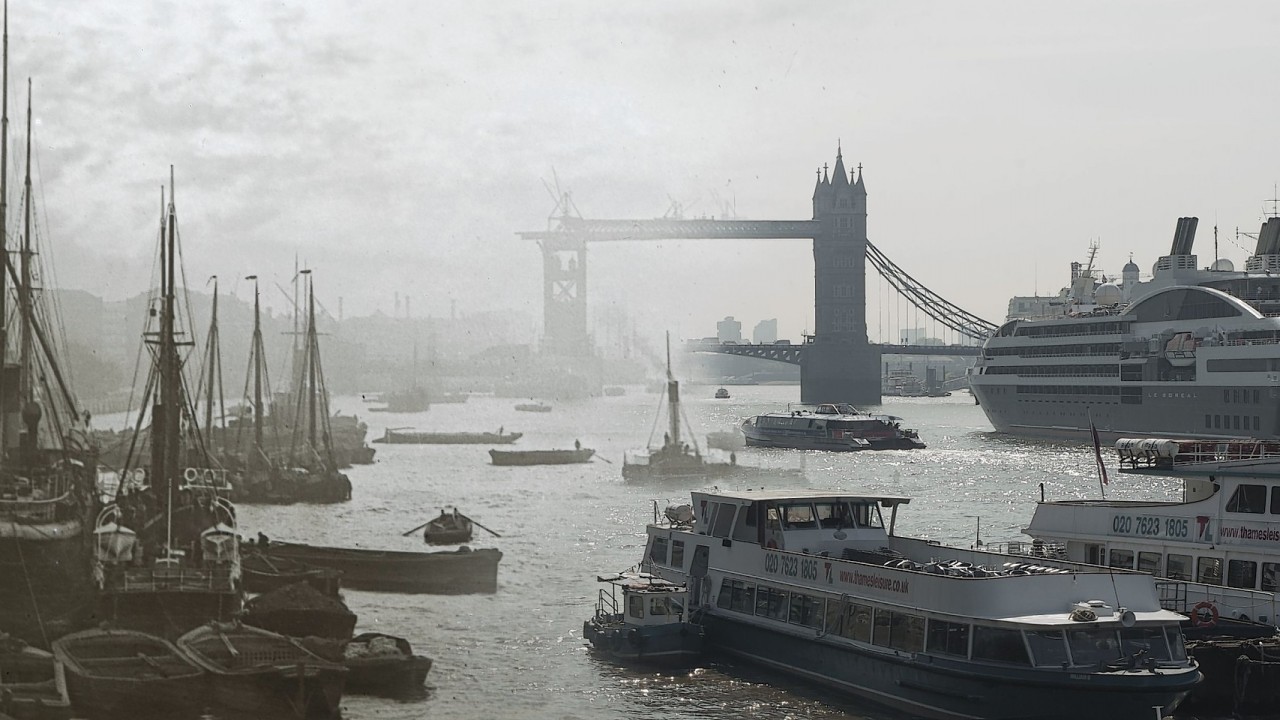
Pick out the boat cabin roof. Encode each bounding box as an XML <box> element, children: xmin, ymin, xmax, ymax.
<box><xmin>597</xmin><ymin>572</ymin><xmax>686</xmax><ymax>593</ymax></box>
<box><xmin>692</xmin><ymin>488</ymin><xmax>910</xmax><ymax>507</ymax></box>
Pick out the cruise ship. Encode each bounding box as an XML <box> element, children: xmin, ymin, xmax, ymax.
<box><xmin>971</xmin><ymin>216</ymin><xmax>1280</xmax><ymax>440</ymax></box>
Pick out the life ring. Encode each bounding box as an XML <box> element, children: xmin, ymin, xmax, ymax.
<box><xmin>183</xmin><ymin>468</ymin><xmax>199</xmax><ymax>482</ymax></box>
<box><xmin>766</xmin><ymin>540</ymin><xmax>778</xmax><ymax>549</ymax></box>
<box><xmin>1191</xmin><ymin>601</ymin><xmax>1219</xmax><ymax>628</ymax></box>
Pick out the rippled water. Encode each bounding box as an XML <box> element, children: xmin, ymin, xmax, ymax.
<box><xmin>126</xmin><ymin>385</ymin><xmax>1219</xmax><ymax>719</ymax></box>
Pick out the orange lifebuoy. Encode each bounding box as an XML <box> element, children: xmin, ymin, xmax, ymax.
<box><xmin>1191</xmin><ymin>601</ymin><xmax>1219</xmax><ymax>628</ymax></box>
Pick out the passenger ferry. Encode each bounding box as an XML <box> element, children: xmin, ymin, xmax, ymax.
<box><xmin>638</xmin><ymin>488</ymin><xmax>1199</xmax><ymax>719</ymax></box>
<box><xmin>1022</xmin><ymin>437</ymin><xmax>1280</xmax><ymax>629</ymax></box>
<box><xmin>739</xmin><ymin>404</ymin><xmax>925</xmax><ymax>451</ymax></box>
<box><xmin>971</xmin><ymin>216</ymin><xmax>1280</xmax><ymax>441</ymax></box>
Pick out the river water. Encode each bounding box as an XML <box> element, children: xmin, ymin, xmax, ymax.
<box><xmin>175</xmin><ymin>385</ymin><xmax>1209</xmax><ymax>719</ymax></box>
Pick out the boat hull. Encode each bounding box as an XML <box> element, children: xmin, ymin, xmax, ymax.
<box><xmin>488</xmin><ymin>449</ymin><xmax>594</xmax><ymax>466</ymax></box>
<box><xmin>51</xmin><ymin>630</ymin><xmax>206</xmax><ymax>720</ymax></box>
<box><xmin>701</xmin><ymin>613</ymin><xmax>1198</xmax><ymax>720</ymax></box>
<box><xmin>0</xmin><ymin>643</ymin><xmax>72</xmax><ymax>720</ymax></box>
<box><xmin>582</xmin><ymin>619</ymin><xmax>702</xmax><ymax>665</ymax></box>
<box><xmin>259</xmin><ymin>542</ymin><xmax>501</xmax><ymax>594</ymax></box>
<box><xmin>0</xmin><ymin>530</ymin><xmax>93</xmax><ymax>647</ymax></box>
<box><xmin>374</xmin><ymin>432</ymin><xmax>522</xmax><ymax>445</ymax></box>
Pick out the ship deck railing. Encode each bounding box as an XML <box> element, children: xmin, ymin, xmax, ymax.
<box><xmin>1118</xmin><ymin>439</ymin><xmax>1280</xmax><ymax>469</ymax></box>
<box><xmin>1155</xmin><ymin>579</ymin><xmax>1279</xmax><ymax>620</ymax></box>
<box><xmin>105</xmin><ymin>566</ymin><xmax>236</xmax><ymax>594</ymax></box>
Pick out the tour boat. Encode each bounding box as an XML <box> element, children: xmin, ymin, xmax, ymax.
<box><xmin>633</xmin><ymin>488</ymin><xmax>1200</xmax><ymax>719</ymax></box>
<box><xmin>740</xmin><ymin>403</ymin><xmax>925</xmax><ymax>451</ymax></box>
<box><xmin>714</xmin><ymin>388</ymin><xmax>730</xmax><ymax>399</ymax></box>
<box><xmin>1022</xmin><ymin>437</ymin><xmax>1280</xmax><ymax>630</ymax></box>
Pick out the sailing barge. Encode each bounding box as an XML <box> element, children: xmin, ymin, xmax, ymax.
<box><xmin>256</xmin><ymin>540</ymin><xmax>501</xmax><ymax>594</ymax></box>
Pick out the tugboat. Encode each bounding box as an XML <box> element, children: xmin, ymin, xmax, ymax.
<box><xmin>628</xmin><ymin>487</ymin><xmax>1201</xmax><ymax>719</ymax></box>
<box><xmin>583</xmin><ymin>568</ymin><xmax>703</xmax><ymax>665</ymax></box>
<box><xmin>740</xmin><ymin>403</ymin><xmax>926</xmax><ymax>450</ymax></box>
<box><xmin>90</xmin><ymin>170</ymin><xmax>243</xmax><ymax>639</ymax></box>
<box><xmin>714</xmin><ymin>388</ymin><xmax>730</xmax><ymax>399</ymax></box>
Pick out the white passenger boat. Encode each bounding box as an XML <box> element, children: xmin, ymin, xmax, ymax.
<box><xmin>637</xmin><ymin>488</ymin><xmax>1199</xmax><ymax>720</ymax></box>
<box><xmin>1023</xmin><ymin>437</ymin><xmax>1280</xmax><ymax>631</ymax></box>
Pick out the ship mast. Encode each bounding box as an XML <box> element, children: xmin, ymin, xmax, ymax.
<box><xmin>149</xmin><ymin>168</ymin><xmax>180</xmax><ymax>548</ymax></box>
<box><xmin>666</xmin><ymin>332</ymin><xmax>679</xmax><ymax>448</ymax></box>
<box><xmin>0</xmin><ymin>0</ymin><xmax>10</xmax><ymax>455</ymax></box>
<box><xmin>246</xmin><ymin>275</ymin><xmax>264</xmax><ymax>455</ymax></box>
<box><xmin>203</xmin><ymin>276</ymin><xmax>225</xmax><ymax>439</ymax></box>
<box><xmin>304</xmin><ymin>270</ymin><xmax>317</xmax><ymax>450</ymax></box>
<box><xmin>17</xmin><ymin>78</ymin><xmax>36</xmax><ymax>458</ymax></box>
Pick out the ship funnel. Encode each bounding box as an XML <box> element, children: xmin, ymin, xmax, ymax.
<box><xmin>1169</xmin><ymin>217</ymin><xmax>1198</xmax><ymax>255</ymax></box>
<box><xmin>1256</xmin><ymin>217</ymin><xmax>1280</xmax><ymax>256</ymax></box>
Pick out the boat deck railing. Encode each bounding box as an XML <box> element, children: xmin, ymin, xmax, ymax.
<box><xmin>986</xmin><ymin>540</ymin><xmax>1069</xmax><ymax>560</ymax></box>
<box><xmin>1155</xmin><ymin>579</ymin><xmax>1279</xmax><ymax>620</ymax></box>
<box><xmin>106</xmin><ymin>566</ymin><xmax>236</xmax><ymax>594</ymax></box>
<box><xmin>1119</xmin><ymin>439</ymin><xmax>1280</xmax><ymax>469</ymax></box>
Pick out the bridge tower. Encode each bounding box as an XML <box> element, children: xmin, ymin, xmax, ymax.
<box><xmin>541</xmin><ymin>236</ymin><xmax>590</xmax><ymax>356</ymax></box>
<box><xmin>801</xmin><ymin>146</ymin><xmax>882</xmax><ymax>404</ymax></box>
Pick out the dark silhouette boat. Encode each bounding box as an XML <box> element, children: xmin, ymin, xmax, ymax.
<box><xmin>373</xmin><ymin>428</ymin><xmax>521</xmax><ymax>445</ymax></box>
<box><xmin>256</xmin><ymin>540</ymin><xmax>501</xmax><ymax>594</ymax></box>
<box><xmin>488</xmin><ymin>447</ymin><xmax>594</xmax><ymax>466</ymax></box>
<box><xmin>421</xmin><ymin>509</ymin><xmax>473</xmax><ymax>544</ymax></box>
<box><xmin>51</xmin><ymin>629</ymin><xmax>205</xmax><ymax>719</ymax></box>
<box><xmin>514</xmin><ymin>401</ymin><xmax>552</xmax><ymax>413</ymax></box>
<box><xmin>242</xmin><ymin>582</ymin><xmax>356</xmax><ymax>640</ymax></box>
<box><xmin>177</xmin><ymin>621</ymin><xmax>346</xmax><ymax>719</ymax></box>
<box><xmin>301</xmin><ymin>633</ymin><xmax>432</xmax><ymax>697</ymax></box>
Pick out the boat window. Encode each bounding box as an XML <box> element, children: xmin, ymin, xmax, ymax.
<box><xmin>628</xmin><ymin>595</ymin><xmax>645</xmax><ymax>619</ymax></box>
<box><xmin>926</xmin><ymin>619</ymin><xmax>970</xmax><ymax>657</ymax></box>
<box><xmin>780</xmin><ymin>504</ymin><xmax>817</xmax><ymax>530</ymax></box>
<box><xmin>1166</xmin><ymin>554</ymin><xmax>1192</xmax><ymax>581</ymax></box>
<box><xmin>1197</xmin><ymin>557</ymin><xmax>1223</xmax><ymax>586</ymax></box>
<box><xmin>1228</xmin><ymin>560</ymin><xmax>1258</xmax><ymax>589</ymax></box>
<box><xmin>971</xmin><ymin>626</ymin><xmax>1031</xmax><ymax>665</ymax></box>
<box><xmin>754</xmin><ymin>586</ymin><xmax>788</xmax><ymax>620</ymax></box>
<box><xmin>827</xmin><ymin>600</ymin><xmax>873</xmax><ymax>642</ymax></box>
<box><xmin>1067</xmin><ymin>628</ymin><xmax>1120</xmax><ymax>666</ymax></box>
<box><xmin>814</xmin><ymin>502</ymin><xmax>852</xmax><ymax>529</ymax></box>
<box><xmin>765</xmin><ymin>506</ymin><xmax>781</xmax><ymax>531</ymax></box>
<box><xmin>1137</xmin><ymin>552</ymin><xmax>1162</xmax><ymax>574</ymax></box>
<box><xmin>1025</xmin><ymin>630</ymin><xmax>1070</xmax><ymax>667</ymax></box>
<box><xmin>1127</xmin><ymin>287</ymin><xmax>1242</xmax><ymax>322</ymax></box>
<box><xmin>1108</xmin><ymin>549</ymin><xmax>1135</xmax><ymax>569</ymax></box>
<box><xmin>717</xmin><ymin>578</ymin><xmax>756</xmax><ymax>614</ymax></box>
<box><xmin>1164</xmin><ymin>627</ymin><xmax>1188</xmax><ymax>661</ymax></box>
<box><xmin>650</xmin><ymin>596</ymin><xmax>671</xmax><ymax>616</ymax></box>
<box><xmin>1226</xmin><ymin>484</ymin><xmax>1267</xmax><ymax>514</ymax></box>
<box><xmin>671</xmin><ymin>541</ymin><xmax>685</xmax><ymax>569</ymax></box>
<box><xmin>711</xmin><ymin>503</ymin><xmax>737</xmax><ymax>538</ymax></box>
<box><xmin>1119</xmin><ymin>626</ymin><xmax>1172</xmax><ymax>660</ymax></box>
<box><xmin>649</xmin><ymin>537</ymin><xmax>669</xmax><ymax>565</ymax></box>
<box><xmin>872</xmin><ymin>608</ymin><xmax>925</xmax><ymax>652</ymax></box>
<box><xmin>1272</xmin><ymin>487</ymin><xmax>1280</xmax><ymax>515</ymax></box>
<box><xmin>788</xmin><ymin>593</ymin><xmax>824</xmax><ymax>628</ymax></box>
<box><xmin>852</xmin><ymin>503</ymin><xmax>884</xmax><ymax>529</ymax></box>
<box><xmin>1263</xmin><ymin>563</ymin><xmax>1280</xmax><ymax>592</ymax></box>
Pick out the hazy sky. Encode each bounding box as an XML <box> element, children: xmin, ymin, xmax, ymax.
<box><xmin>11</xmin><ymin>1</ymin><xmax>1280</xmax><ymax>343</ymax></box>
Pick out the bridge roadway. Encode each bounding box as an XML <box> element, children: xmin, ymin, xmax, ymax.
<box><xmin>687</xmin><ymin>340</ymin><xmax>981</xmax><ymax>366</ymax></box>
<box><xmin>518</xmin><ymin>218</ymin><xmax>821</xmax><ymax>249</ymax></box>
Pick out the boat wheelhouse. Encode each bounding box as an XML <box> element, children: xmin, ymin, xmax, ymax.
<box><xmin>739</xmin><ymin>403</ymin><xmax>924</xmax><ymax>451</ymax></box>
<box><xmin>636</xmin><ymin>489</ymin><xmax>1199</xmax><ymax>720</ymax></box>
<box><xmin>583</xmin><ymin>570</ymin><xmax>703</xmax><ymax>665</ymax></box>
<box><xmin>1023</xmin><ymin>437</ymin><xmax>1280</xmax><ymax>629</ymax></box>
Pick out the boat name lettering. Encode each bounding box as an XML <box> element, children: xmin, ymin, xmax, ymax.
<box><xmin>763</xmin><ymin>552</ymin><xmax>819</xmax><ymax>581</ymax></box>
<box><xmin>1110</xmin><ymin>514</ymin><xmax>1191</xmax><ymax>541</ymax></box>
<box><xmin>836</xmin><ymin>568</ymin><xmax>909</xmax><ymax>594</ymax></box>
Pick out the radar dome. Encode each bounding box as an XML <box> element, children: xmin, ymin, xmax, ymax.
<box><xmin>1094</xmin><ymin>283</ymin><xmax>1122</xmax><ymax>305</ymax></box>
<box><xmin>1211</xmin><ymin>258</ymin><xmax>1235</xmax><ymax>272</ymax></box>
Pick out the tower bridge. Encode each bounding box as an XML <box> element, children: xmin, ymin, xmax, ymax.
<box><xmin>517</xmin><ymin>148</ymin><xmax>995</xmax><ymax>404</ymax></box>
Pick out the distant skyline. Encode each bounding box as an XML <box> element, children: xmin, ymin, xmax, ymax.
<box><xmin>8</xmin><ymin>1</ymin><xmax>1280</xmax><ymax>345</ymax></box>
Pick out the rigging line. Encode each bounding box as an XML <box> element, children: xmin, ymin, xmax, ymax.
<box><xmin>11</xmin><ymin>522</ymin><xmax>49</xmax><ymax>647</ymax></box>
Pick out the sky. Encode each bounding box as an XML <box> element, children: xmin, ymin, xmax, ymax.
<box><xmin>10</xmin><ymin>1</ymin><xmax>1280</xmax><ymax>345</ymax></box>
